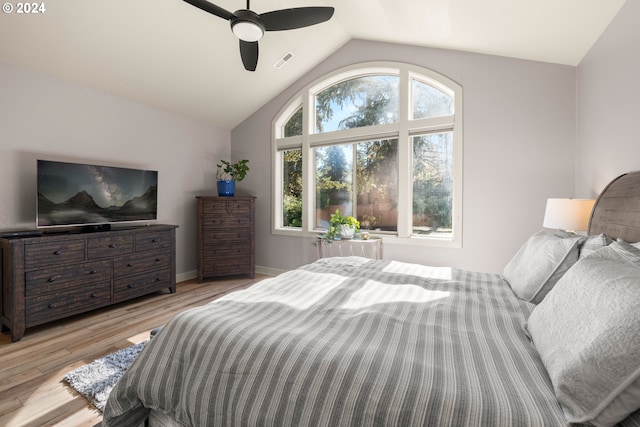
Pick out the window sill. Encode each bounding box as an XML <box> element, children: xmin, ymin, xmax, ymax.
<box><xmin>272</xmin><ymin>228</ymin><xmax>461</xmax><ymax>249</ymax></box>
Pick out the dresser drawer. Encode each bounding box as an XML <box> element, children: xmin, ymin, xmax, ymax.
<box><xmin>24</xmin><ymin>240</ymin><xmax>85</xmax><ymax>270</ymax></box>
<box><xmin>202</xmin><ymin>199</ymin><xmax>253</xmax><ymax>215</ymax></box>
<box><xmin>201</xmin><ymin>259</ymin><xmax>252</xmax><ymax>277</ymax></box>
<box><xmin>202</xmin><ymin>215</ymin><xmax>253</xmax><ymax>228</ymax></box>
<box><xmin>25</xmin><ymin>260</ymin><xmax>112</xmax><ymax>297</ymax></box>
<box><xmin>135</xmin><ymin>230</ymin><xmax>172</xmax><ymax>252</ymax></box>
<box><xmin>113</xmin><ymin>268</ymin><xmax>172</xmax><ymax>301</ymax></box>
<box><xmin>202</xmin><ymin>199</ymin><xmax>229</xmax><ymax>215</ymax></box>
<box><xmin>88</xmin><ymin>235</ymin><xmax>134</xmax><ymax>259</ymax></box>
<box><xmin>113</xmin><ymin>249</ymin><xmax>171</xmax><ymax>278</ymax></box>
<box><xmin>202</xmin><ymin>241</ymin><xmax>251</xmax><ymax>258</ymax></box>
<box><xmin>25</xmin><ymin>281</ymin><xmax>111</xmax><ymax>327</ymax></box>
<box><xmin>202</xmin><ymin>230</ymin><xmax>252</xmax><ymax>242</ymax></box>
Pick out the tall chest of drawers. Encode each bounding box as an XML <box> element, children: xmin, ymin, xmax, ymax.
<box><xmin>0</xmin><ymin>224</ymin><xmax>177</xmax><ymax>342</ymax></box>
<box><xmin>196</xmin><ymin>196</ymin><xmax>255</xmax><ymax>281</ymax></box>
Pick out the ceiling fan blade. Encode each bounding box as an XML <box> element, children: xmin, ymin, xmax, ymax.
<box><xmin>181</xmin><ymin>0</ymin><xmax>235</xmax><ymax>21</ymax></box>
<box><xmin>260</xmin><ymin>7</ymin><xmax>334</xmax><ymax>31</ymax></box>
<box><xmin>240</xmin><ymin>40</ymin><xmax>259</xmax><ymax>71</ymax></box>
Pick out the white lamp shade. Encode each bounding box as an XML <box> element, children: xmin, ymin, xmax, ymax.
<box><xmin>543</xmin><ymin>198</ymin><xmax>595</xmax><ymax>232</ymax></box>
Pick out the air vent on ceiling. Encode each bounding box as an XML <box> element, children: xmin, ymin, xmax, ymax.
<box><xmin>274</xmin><ymin>52</ymin><xmax>294</xmax><ymax>69</ymax></box>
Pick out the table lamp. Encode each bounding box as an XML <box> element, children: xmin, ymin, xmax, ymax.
<box><xmin>543</xmin><ymin>198</ymin><xmax>595</xmax><ymax>232</ymax></box>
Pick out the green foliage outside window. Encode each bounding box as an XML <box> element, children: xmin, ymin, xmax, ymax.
<box><xmin>412</xmin><ymin>133</ymin><xmax>453</xmax><ymax>232</ymax></box>
<box><xmin>315</xmin><ymin>76</ymin><xmax>399</xmax><ymax>133</ymax></box>
<box><xmin>284</xmin><ymin>107</ymin><xmax>303</xmax><ymax>137</ymax></box>
<box><xmin>282</xmin><ymin>149</ymin><xmax>302</xmax><ymax>227</ymax></box>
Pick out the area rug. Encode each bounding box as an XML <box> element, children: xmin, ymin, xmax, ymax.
<box><xmin>63</xmin><ymin>340</ymin><xmax>147</xmax><ymax>412</ymax></box>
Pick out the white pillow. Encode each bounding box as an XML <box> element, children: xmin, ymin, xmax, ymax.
<box><xmin>503</xmin><ymin>230</ymin><xmax>584</xmax><ymax>304</ymax></box>
<box><xmin>526</xmin><ymin>241</ymin><xmax>640</xmax><ymax>426</ymax></box>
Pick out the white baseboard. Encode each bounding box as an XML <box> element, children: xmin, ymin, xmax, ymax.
<box><xmin>177</xmin><ymin>270</ymin><xmax>198</xmax><ymax>283</ymax></box>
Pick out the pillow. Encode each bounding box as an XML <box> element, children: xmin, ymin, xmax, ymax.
<box><xmin>526</xmin><ymin>241</ymin><xmax>640</xmax><ymax>426</ymax></box>
<box><xmin>579</xmin><ymin>233</ymin><xmax>612</xmax><ymax>259</ymax></box>
<box><xmin>619</xmin><ymin>238</ymin><xmax>640</xmax><ymax>251</ymax></box>
<box><xmin>503</xmin><ymin>230</ymin><xmax>584</xmax><ymax>304</ymax></box>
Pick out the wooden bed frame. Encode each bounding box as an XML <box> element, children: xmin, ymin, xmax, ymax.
<box><xmin>589</xmin><ymin>170</ymin><xmax>640</xmax><ymax>242</ymax></box>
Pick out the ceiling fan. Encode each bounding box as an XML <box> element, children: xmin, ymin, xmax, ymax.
<box><xmin>182</xmin><ymin>0</ymin><xmax>335</xmax><ymax>71</ymax></box>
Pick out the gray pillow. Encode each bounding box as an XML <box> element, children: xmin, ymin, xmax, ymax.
<box><xmin>503</xmin><ymin>230</ymin><xmax>584</xmax><ymax>304</ymax></box>
<box><xmin>526</xmin><ymin>241</ymin><xmax>640</xmax><ymax>426</ymax></box>
<box><xmin>579</xmin><ymin>233</ymin><xmax>613</xmax><ymax>259</ymax></box>
<box><xmin>623</xmin><ymin>239</ymin><xmax>640</xmax><ymax>250</ymax></box>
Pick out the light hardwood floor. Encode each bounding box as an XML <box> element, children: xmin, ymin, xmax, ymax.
<box><xmin>0</xmin><ymin>275</ymin><xmax>267</xmax><ymax>427</ymax></box>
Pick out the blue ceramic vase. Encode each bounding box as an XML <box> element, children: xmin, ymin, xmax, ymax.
<box><xmin>217</xmin><ymin>180</ymin><xmax>235</xmax><ymax>196</ymax></box>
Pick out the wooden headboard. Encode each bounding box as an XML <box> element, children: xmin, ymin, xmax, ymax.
<box><xmin>589</xmin><ymin>171</ymin><xmax>640</xmax><ymax>242</ymax></box>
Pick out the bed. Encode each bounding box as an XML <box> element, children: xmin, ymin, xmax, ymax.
<box><xmin>102</xmin><ymin>172</ymin><xmax>640</xmax><ymax>427</ymax></box>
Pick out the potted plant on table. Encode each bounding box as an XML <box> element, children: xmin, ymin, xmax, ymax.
<box><xmin>323</xmin><ymin>209</ymin><xmax>360</xmax><ymax>242</ymax></box>
<box><xmin>216</xmin><ymin>159</ymin><xmax>249</xmax><ymax>196</ymax></box>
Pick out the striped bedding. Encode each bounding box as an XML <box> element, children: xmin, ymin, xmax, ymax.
<box><xmin>103</xmin><ymin>257</ymin><xmax>579</xmax><ymax>426</ymax></box>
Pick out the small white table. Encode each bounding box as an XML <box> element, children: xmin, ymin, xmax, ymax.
<box><xmin>316</xmin><ymin>236</ymin><xmax>383</xmax><ymax>260</ymax></box>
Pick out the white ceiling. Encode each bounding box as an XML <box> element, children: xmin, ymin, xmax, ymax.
<box><xmin>0</xmin><ymin>0</ymin><xmax>627</xmax><ymax>130</ymax></box>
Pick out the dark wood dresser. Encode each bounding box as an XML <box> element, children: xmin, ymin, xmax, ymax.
<box><xmin>0</xmin><ymin>224</ymin><xmax>177</xmax><ymax>342</ymax></box>
<box><xmin>196</xmin><ymin>196</ymin><xmax>255</xmax><ymax>281</ymax></box>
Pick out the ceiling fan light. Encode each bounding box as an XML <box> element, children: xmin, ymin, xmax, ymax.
<box><xmin>232</xmin><ymin>21</ymin><xmax>264</xmax><ymax>42</ymax></box>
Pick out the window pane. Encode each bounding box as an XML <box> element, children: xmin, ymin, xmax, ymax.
<box><xmin>314</xmin><ymin>140</ymin><xmax>399</xmax><ymax>232</ymax></box>
<box><xmin>315</xmin><ymin>75</ymin><xmax>400</xmax><ymax>133</ymax></box>
<box><xmin>411</xmin><ymin>79</ymin><xmax>453</xmax><ymax>120</ymax></box>
<box><xmin>412</xmin><ymin>133</ymin><xmax>453</xmax><ymax>237</ymax></box>
<box><xmin>315</xmin><ymin>144</ymin><xmax>353</xmax><ymax>229</ymax></box>
<box><xmin>357</xmin><ymin>139</ymin><xmax>398</xmax><ymax>232</ymax></box>
<box><xmin>282</xmin><ymin>149</ymin><xmax>303</xmax><ymax>227</ymax></box>
<box><xmin>283</xmin><ymin>106</ymin><xmax>303</xmax><ymax>137</ymax></box>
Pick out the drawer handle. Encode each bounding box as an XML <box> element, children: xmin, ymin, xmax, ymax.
<box><xmin>127</xmin><ymin>263</ymin><xmax>133</xmax><ymax>267</ymax></box>
<box><xmin>90</xmin><ymin>293</ymin><xmax>97</xmax><ymax>298</ymax></box>
<box><xmin>128</xmin><ymin>284</ymin><xmax>135</xmax><ymax>289</ymax></box>
<box><xmin>53</xmin><ymin>250</ymin><xmax>62</xmax><ymax>255</ymax></box>
<box><xmin>156</xmin><ymin>277</ymin><xmax>162</xmax><ymax>282</ymax></box>
<box><xmin>109</xmin><ymin>244</ymin><xmax>116</xmax><ymax>248</ymax></box>
<box><xmin>152</xmin><ymin>238</ymin><xmax>159</xmax><ymax>243</ymax></box>
<box><xmin>155</xmin><ymin>258</ymin><xmax>161</xmax><ymax>262</ymax></box>
<box><xmin>48</xmin><ymin>303</ymin><xmax>56</xmax><ymax>309</ymax></box>
<box><xmin>48</xmin><ymin>276</ymin><xmax>57</xmax><ymax>282</ymax></box>
<box><xmin>90</xmin><ymin>270</ymin><xmax>97</xmax><ymax>274</ymax></box>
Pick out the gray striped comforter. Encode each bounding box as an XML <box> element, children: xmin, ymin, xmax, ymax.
<box><xmin>103</xmin><ymin>257</ymin><xmax>569</xmax><ymax>426</ymax></box>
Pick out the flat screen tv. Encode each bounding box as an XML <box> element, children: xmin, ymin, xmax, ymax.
<box><xmin>37</xmin><ymin>159</ymin><xmax>158</xmax><ymax>229</ymax></box>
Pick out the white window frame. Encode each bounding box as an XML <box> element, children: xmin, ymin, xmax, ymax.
<box><xmin>272</xmin><ymin>62</ymin><xmax>463</xmax><ymax>248</ymax></box>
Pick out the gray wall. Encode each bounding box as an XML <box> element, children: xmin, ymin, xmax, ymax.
<box><xmin>576</xmin><ymin>0</ymin><xmax>640</xmax><ymax>198</ymax></box>
<box><xmin>0</xmin><ymin>61</ymin><xmax>230</xmax><ymax>279</ymax></box>
<box><xmin>232</xmin><ymin>40</ymin><xmax>577</xmax><ymax>274</ymax></box>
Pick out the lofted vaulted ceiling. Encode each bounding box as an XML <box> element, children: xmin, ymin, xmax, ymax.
<box><xmin>0</xmin><ymin>0</ymin><xmax>627</xmax><ymax>130</ymax></box>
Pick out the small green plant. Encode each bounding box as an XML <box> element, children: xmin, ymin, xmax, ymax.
<box><xmin>323</xmin><ymin>209</ymin><xmax>360</xmax><ymax>241</ymax></box>
<box><xmin>216</xmin><ymin>159</ymin><xmax>250</xmax><ymax>182</ymax></box>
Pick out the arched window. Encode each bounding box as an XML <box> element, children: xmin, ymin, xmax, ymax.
<box><xmin>272</xmin><ymin>62</ymin><xmax>463</xmax><ymax>247</ymax></box>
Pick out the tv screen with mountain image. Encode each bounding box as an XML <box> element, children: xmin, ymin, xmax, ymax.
<box><xmin>37</xmin><ymin>160</ymin><xmax>158</xmax><ymax>228</ymax></box>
